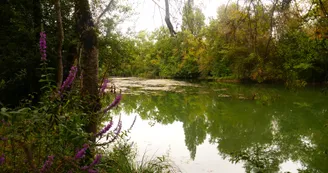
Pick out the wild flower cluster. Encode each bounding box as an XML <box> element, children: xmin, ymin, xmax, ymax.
<box><xmin>102</xmin><ymin>94</ymin><xmax>122</xmax><ymax>113</ymax></box>
<box><xmin>81</xmin><ymin>154</ymin><xmax>101</xmax><ymax>172</ymax></box>
<box><xmin>59</xmin><ymin>65</ymin><xmax>78</xmax><ymax>95</ymax></box>
<box><xmin>0</xmin><ymin>31</ymin><xmax>126</xmax><ymax>172</ymax></box>
<box><xmin>40</xmin><ymin>155</ymin><xmax>54</xmax><ymax>173</ymax></box>
<box><xmin>0</xmin><ymin>154</ymin><xmax>4</xmax><ymax>165</ymax></box>
<box><xmin>73</xmin><ymin>145</ymin><xmax>102</xmax><ymax>173</ymax></box>
<box><xmin>75</xmin><ymin>144</ymin><xmax>89</xmax><ymax>159</ymax></box>
<box><xmin>96</xmin><ymin>119</ymin><xmax>113</xmax><ymax>137</ymax></box>
<box><xmin>100</xmin><ymin>79</ymin><xmax>109</xmax><ymax>95</ymax></box>
<box><xmin>109</xmin><ymin>116</ymin><xmax>123</xmax><ymax>143</ymax></box>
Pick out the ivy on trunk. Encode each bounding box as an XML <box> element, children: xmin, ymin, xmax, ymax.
<box><xmin>75</xmin><ymin>0</ymin><xmax>100</xmax><ymax>141</ymax></box>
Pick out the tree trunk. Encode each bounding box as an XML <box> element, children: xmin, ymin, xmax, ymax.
<box><xmin>165</xmin><ymin>0</ymin><xmax>176</xmax><ymax>36</ymax></box>
<box><xmin>75</xmin><ymin>0</ymin><xmax>100</xmax><ymax>141</ymax></box>
<box><xmin>31</xmin><ymin>0</ymin><xmax>42</xmax><ymax>104</ymax></box>
<box><xmin>264</xmin><ymin>0</ymin><xmax>278</xmax><ymax>59</ymax></box>
<box><xmin>54</xmin><ymin>0</ymin><xmax>64</xmax><ymax>89</ymax></box>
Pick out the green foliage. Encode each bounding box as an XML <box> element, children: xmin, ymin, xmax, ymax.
<box><xmin>0</xmin><ymin>0</ymin><xmax>77</xmax><ymax>106</ymax></box>
<box><xmin>0</xmin><ymin>76</ymin><xmax>90</xmax><ymax>172</ymax></box>
<box><xmin>276</xmin><ymin>31</ymin><xmax>322</xmax><ymax>87</ymax></box>
<box><xmin>103</xmin><ymin>0</ymin><xmax>328</xmax><ymax>87</ymax></box>
<box><xmin>99</xmin><ymin>29</ymin><xmax>136</xmax><ymax>76</ymax></box>
<box><xmin>0</xmin><ymin>1</ymin><xmax>41</xmax><ymax>106</ymax></box>
<box><xmin>2</xmin><ymin>0</ymin><xmax>328</xmax><ymax>108</ymax></box>
<box><xmin>182</xmin><ymin>3</ymin><xmax>205</xmax><ymax>36</ymax></box>
<box><xmin>122</xmin><ymin>27</ymin><xmax>207</xmax><ymax>79</ymax></box>
<box><xmin>100</xmin><ymin>139</ymin><xmax>180</xmax><ymax>173</ymax></box>
<box><xmin>0</xmin><ymin>0</ymin><xmax>183</xmax><ymax>172</ymax></box>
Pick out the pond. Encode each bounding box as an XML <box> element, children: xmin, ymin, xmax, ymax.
<box><xmin>107</xmin><ymin>77</ymin><xmax>328</xmax><ymax>173</ymax></box>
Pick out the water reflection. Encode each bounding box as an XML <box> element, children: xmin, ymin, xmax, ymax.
<box><xmin>110</xmin><ymin>82</ymin><xmax>328</xmax><ymax>172</ymax></box>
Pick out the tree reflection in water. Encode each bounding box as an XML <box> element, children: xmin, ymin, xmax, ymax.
<box><xmin>107</xmin><ymin>82</ymin><xmax>328</xmax><ymax>172</ymax></box>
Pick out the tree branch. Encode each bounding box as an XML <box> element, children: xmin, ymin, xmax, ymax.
<box><xmin>318</xmin><ymin>0</ymin><xmax>328</xmax><ymax>17</ymax></box>
<box><xmin>165</xmin><ymin>0</ymin><xmax>176</xmax><ymax>36</ymax></box>
<box><xmin>95</xmin><ymin>0</ymin><xmax>115</xmax><ymax>27</ymax></box>
<box><xmin>151</xmin><ymin>0</ymin><xmax>165</xmax><ymax>11</ymax></box>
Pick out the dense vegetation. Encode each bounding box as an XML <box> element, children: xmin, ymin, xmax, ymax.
<box><xmin>1</xmin><ymin>0</ymin><xmax>328</xmax><ymax>105</ymax></box>
<box><xmin>0</xmin><ymin>0</ymin><xmax>176</xmax><ymax>172</ymax></box>
<box><xmin>106</xmin><ymin>1</ymin><xmax>328</xmax><ymax>87</ymax></box>
<box><xmin>0</xmin><ymin>0</ymin><xmax>327</xmax><ymax>172</ymax></box>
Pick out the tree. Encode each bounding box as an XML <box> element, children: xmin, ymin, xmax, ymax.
<box><xmin>181</xmin><ymin>2</ymin><xmax>205</xmax><ymax>36</ymax></box>
<box><xmin>0</xmin><ymin>0</ymin><xmax>42</xmax><ymax>106</ymax></box>
<box><xmin>165</xmin><ymin>0</ymin><xmax>176</xmax><ymax>36</ymax></box>
<box><xmin>75</xmin><ymin>0</ymin><xmax>100</xmax><ymax>139</ymax></box>
<box><xmin>54</xmin><ymin>0</ymin><xmax>64</xmax><ymax>89</ymax></box>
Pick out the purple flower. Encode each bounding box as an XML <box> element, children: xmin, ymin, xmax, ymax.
<box><xmin>108</xmin><ymin>117</ymin><xmax>122</xmax><ymax>143</ymax></box>
<box><xmin>0</xmin><ymin>137</ymin><xmax>8</xmax><ymax>141</ymax></box>
<box><xmin>0</xmin><ymin>154</ymin><xmax>5</xmax><ymax>165</ymax></box>
<box><xmin>59</xmin><ymin>66</ymin><xmax>77</xmax><ymax>94</ymax></box>
<box><xmin>40</xmin><ymin>155</ymin><xmax>54</xmax><ymax>173</ymax></box>
<box><xmin>81</xmin><ymin>154</ymin><xmax>101</xmax><ymax>170</ymax></box>
<box><xmin>90</xmin><ymin>154</ymin><xmax>101</xmax><ymax>166</ymax></box>
<box><xmin>1</xmin><ymin>119</ymin><xmax>10</xmax><ymax>126</ymax></box>
<box><xmin>114</xmin><ymin>117</ymin><xmax>122</xmax><ymax>134</ymax></box>
<box><xmin>129</xmin><ymin>116</ymin><xmax>137</xmax><ymax>130</ymax></box>
<box><xmin>96</xmin><ymin>119</ymin><xmax>113</xmax><ymax>137</ymax></box>
<box><xmin>39</xmin><ymin>32</ymin><xmax>47</xmax><ymax>61</ymax></box>
<box><xmin>88</xmin><ymin>169</ymin><xmax>98</xmax><ymax>173</ymax></box>
<box><xmin>75</xmin><ymin>144</ymin><xmax>89</xmax><ymax>159</ymax></box>
<box><xmin>99</xmin><ymin>79</ymin><xmax>109</xmax><ymax>95</ymax></box>
<box><xmin>102</xmin><ymin>94</ymin><xmax>122</xmax><ymax>113</ymax></box>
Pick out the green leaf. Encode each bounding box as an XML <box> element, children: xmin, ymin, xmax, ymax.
<box><xmin>1</xmin><ymin>107</ymin><xmax>8</xmax><ymax>112</ymax></box>
<box><xmin>293</xmin><ymin>63</ymin><xmax>312</xmax><ymax>70</ymax></box>
<box><xmin>0</xmin><ymin>111</ymin><xmax>11</xmax><ymax>118</ymax></box>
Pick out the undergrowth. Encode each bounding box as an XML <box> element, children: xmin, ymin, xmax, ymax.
<box><xmin>0</xmin><ymin>31</ymin><xmax>178</xmax><ymax>173</ymax></box>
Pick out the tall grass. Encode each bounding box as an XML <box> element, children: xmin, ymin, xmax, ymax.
<box><xmin>99</xmin><ymin>139</ymin><xmax>181</xmax><ymax>173</ymax></box>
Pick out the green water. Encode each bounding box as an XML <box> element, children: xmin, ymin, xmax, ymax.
<box><xmin>110</xmin><ymin>78</ymin><xmax>328</xmax><ymax>173</ymax></box>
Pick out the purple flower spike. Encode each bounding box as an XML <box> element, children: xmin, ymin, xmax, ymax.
<box><xmin>108</xmin><ymin>117</ymin><xmax>122</xmax><ymax>143</ymax></box>
<box><xmin>99</xmin><ymin>79</ymin><xmax>109</xmax><ymax>95</ymax></box>
<box><xmin>96</xmin><ymin>119</ymin><xmax>113</xmax><ymax>137</ymax></box>
<box><xmin>40</xmin><ymin>155</ymin><xmax>54</xmax><ymax>173</ymax></box>
<box><xmin>75</xmin><ymin>144</ymin><xmax>89</xmax><ymax>159</ymax></box>
<box><xmin>0</xmin><ymin>154</ymin><xmax>5</xmax><ymax>165</ymax></box>
<box><xmin>81</xmin><ymin>154</ymin><xmax>101</xmax><ymax>170</ymax></box>
<box><xmin>88</xmin><ymin>169</ymin><xmax>98</xmax><ymax>173</ymax></box>
<box><xmin>90</xmin><ymin>154</ymin><xmax>101</xmax><ymax>167</ymax></box>
<box><xmin>102</xmin><ymin>94</ymin><xmax>122</xmax><ymax>113</ymax></box>
<box><xmin>39</xmin><ymin>32</ymin><xmax>47</xmax><ymax>61</ymax></box>
<box><xmin>59</xmin><ymin>66</ymin><xmax>77</xmax><ymax>94</ymax></box>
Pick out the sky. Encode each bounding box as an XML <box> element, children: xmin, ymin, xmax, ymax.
<box><xmin>118</xmin><ymin>0</ymin><xmax>229</xmax><ymax>33</ymax></box>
